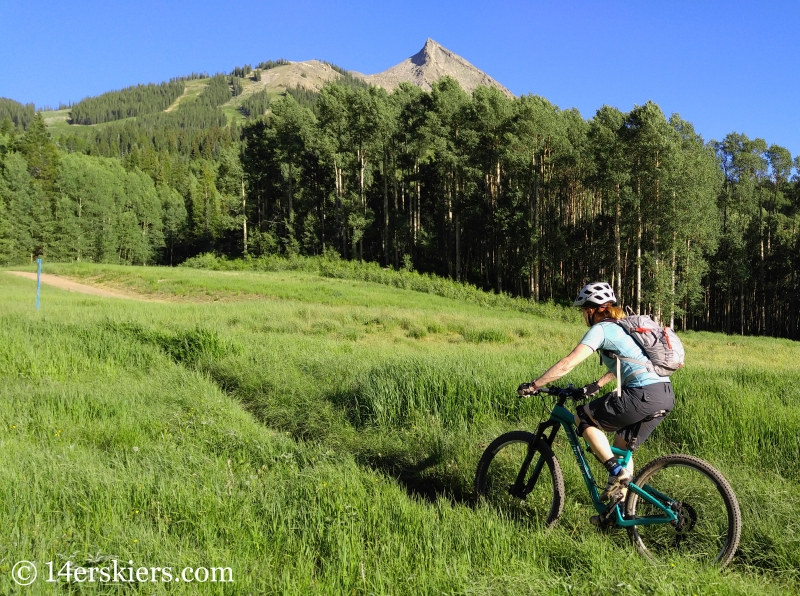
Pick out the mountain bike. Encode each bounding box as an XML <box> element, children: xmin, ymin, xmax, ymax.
<box><xmin>474</xmin><ymin>385</ymin><xmax>742</xmax><ymax>567</ymax></box>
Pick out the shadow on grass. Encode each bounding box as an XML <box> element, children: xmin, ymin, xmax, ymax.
<box><xmin>324</xmin><ymin>386</ymin><xmax>478</xmax><ymax>506</ymax></box>
<box><xmin>187</xmin><ymin>359</ymin><xmax>478</xmax><ymax>507</ymax></box>
<box><xmin>355</xmin><ymin>449</ymin><xmax>476</xmax><ymax>506</ymax></box>
<box><xmin>169</xmin><ymin>353</ymin><xmax>591</xmax><ymax>529</ymax></box>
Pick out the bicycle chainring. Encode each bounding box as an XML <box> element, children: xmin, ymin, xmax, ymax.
<box><xmin>670</xmin><ymin>501</ymin><xmax>698</xmax><ymax>544</ymax></box>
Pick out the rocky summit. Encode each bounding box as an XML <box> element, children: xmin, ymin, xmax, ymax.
<box><xmin>360</xmin><ymin>38</ymin><xmax>513</xmax><ymax>97</ymax></box>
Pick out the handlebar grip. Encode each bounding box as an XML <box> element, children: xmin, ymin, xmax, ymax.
<box><xmin>541</xmin><ymin>386</ymin><xmax>588</xmax><ymax>399</ymax></box>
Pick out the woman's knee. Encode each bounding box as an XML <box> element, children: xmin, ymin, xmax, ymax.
<box><xmin>575</xmin><ymin>406</ymin><xmax>601</xmax><ymax>437</ymax></box>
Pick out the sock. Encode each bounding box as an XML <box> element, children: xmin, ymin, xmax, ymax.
<box><xmin>603</xmin><ymin>458</ymin><xmax>623</xmax><ymax>476</ymax></box>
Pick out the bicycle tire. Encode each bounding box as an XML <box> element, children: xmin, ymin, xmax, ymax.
<box><xmin>474</xmin><ymin>431</ymin><xmax>565</xmax><ymax>527</ymax></box>
<box><xmin>625</xmin><ymin>454</ymin><xmax>741</xmax><ymax>567</ymax></box>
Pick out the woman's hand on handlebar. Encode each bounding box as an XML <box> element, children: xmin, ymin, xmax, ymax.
<box><xmin>518</xmin><ymin>383</ymin><xmax>591</xmax><ymax>399</ymax></box>
<box><xmin>581</xmin><ymin>381</ymin><xmax>601</xmax><ymax>396</ymax></box>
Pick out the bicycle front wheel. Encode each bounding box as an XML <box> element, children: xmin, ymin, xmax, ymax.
<box><xmin>474</xmin><ymin>431</ymin><xmax>565</xmax><ymax>527</ymax></box>
<box><xmin>626</xmin><ymin>454</ymin><xmax>741</xmax><ymax>567</ymax></box>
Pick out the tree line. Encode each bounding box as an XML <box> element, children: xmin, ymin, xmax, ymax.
<box><xmin>0</xmin><ymin>112</ymin><xmax>245</xmax><ymax>266</ymax></box>
<box><xmin>2</xmin><ymin>76</ymin><xmax>799</xmax><ymax>339</ymax></box>
<box><xmin>69</xmin><ymin>80</ymin><xmax>187</xmax><ymax>125</ymax></box>
<box><xmin>238</xmin><ymin>80</ymin><xmax>800</xmax><ymax>338</ymax></box>
<box><xmin>0</xmin><ymin>98</ymin><xmax>36</xmax><ymax>131</ymax></box>
<box><xmin>56</xmin><ymin>73</ymin><xmax>240</xmax><ymax>161</ymax></box>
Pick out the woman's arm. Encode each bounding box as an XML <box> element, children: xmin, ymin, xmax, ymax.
<box><xmin>597</xmin><ymin>371</ymin><xmax>616</xmax><ymax>386</ymax></box>
<box><xmin>533</xmin><ymin>343</ymin><xmax>595</xmax><ymax>387</ymax></box>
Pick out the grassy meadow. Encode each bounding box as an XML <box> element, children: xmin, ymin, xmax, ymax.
<box><xmin>1</xmin><ymin>263</ymin><xmax>799</xmax><ymax>594</ymax></box>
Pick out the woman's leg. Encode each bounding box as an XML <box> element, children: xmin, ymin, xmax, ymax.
<box><xmin>583</xmin><ymin>425</ymin><xmax>614</xmax><ymax>462</ymax></box>
<box><xmin>613</xmin><ymin>434</ymin><xmax>633</xmax><ymax>467</ymax></box>
<box><xmin>574</xmin><ymin>407</ymin><xmax>614</xmax><ymax>462</ymax></box>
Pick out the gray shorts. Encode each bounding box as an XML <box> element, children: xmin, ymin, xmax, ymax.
<box><xmin>587</xmin><ymin>382</ymin><xmax>674</xmax><ymax>450</ymax></box>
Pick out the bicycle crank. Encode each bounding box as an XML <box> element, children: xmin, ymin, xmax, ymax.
<box><xmin>670</xmin><ymin>501</ymin><xmax>698</xmax><ymax>546</ymax></box>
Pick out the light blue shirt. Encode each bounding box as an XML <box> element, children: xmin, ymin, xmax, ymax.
<box><xmin>580</xmin><ymin>322</ymin><xmax>669</xmax><ymax>388</ymax></box>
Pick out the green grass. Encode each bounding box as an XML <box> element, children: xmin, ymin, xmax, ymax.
<box><xmin>45</xmin><ymin>115</ymin><xmax>139</xmax><ymax>138</ymax></box>
<box><xmin>41</xmin><ymin>109</ymin><xmax>70</xmax><ymax>126</ymax></box>
<box><xmin>220</xmin><ymin>78</ymin><xmax>260</xmax><ymax>124</ymax></box>
<box><xmin>166</xmin><ymin>79</ymin><xmax>209</xmax><ymax>111</ymax></box>
<box><xmin>220</xmin><ymin>104</ymin><xmax>245</xmax><ymax>125</ymax></box>
<box><xmin>1</xmin><ymin>265</ymin><xmax>799</xmax><ymax>594</ymax></box>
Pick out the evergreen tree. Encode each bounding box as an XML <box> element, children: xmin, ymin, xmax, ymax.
<box><xmin>0</xmin><ymin>151</ymin><xmax>49</xmax><ymax>261</ymax></box>
<box><xmin>0</xmin><ymin>98</ymin><xmax>36</xmax><ymax>130</ymax></box>
<box><xmin>241</xmin><ymin>90</ymin><xmax>270</xmax><ymax>119</ymax></box>
<box><xmin>159</xmin><ymin>184</ymin><xmax>188</xmax><ymax>265</ymax></box>
<box><xmin>17</xmin><ymin>113</ymin><xmax>60</xmax><ymax>193</ymax></box>
<box><xmin>69</xmin><ymin>80</ymin><xmax>185</xmax><ymax>125</ymax></box>
<box><xmin>189</xmin><ymin>161</ymin><xmax>222</xmax><ymax>247</ymax></box>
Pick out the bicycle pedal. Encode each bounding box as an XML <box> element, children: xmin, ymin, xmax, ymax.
<box><xmin>607</xmin><ymin>491</ymin><xmax>624</xmax><ymax>506</ymax></box>
<box><xmin>590</xmin><ymin>516</ymin><xmax>614</xmax><ymax>532</ymax></box>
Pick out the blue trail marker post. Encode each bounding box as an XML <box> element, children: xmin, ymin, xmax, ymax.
<box><xmin>36</xmin><ymin>258</ymin><xmax>42</xmax><ymax>310</ymax></box>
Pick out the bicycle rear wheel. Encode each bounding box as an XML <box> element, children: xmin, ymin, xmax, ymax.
<box><xmin>626</xmin><ymin>454</ymin><xmax>741</xmax><ymax>567</ymax></box>
<box><xmin>474</xmin><ymin>431</ymin><xmax>565</xmax><ymax>527</ymax></box>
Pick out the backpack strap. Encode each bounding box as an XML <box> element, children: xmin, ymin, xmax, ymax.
<box><xmin>612</xmin><ymin>354</ymin><xmax>654</xmax><ymax>369</ymax></box>
<box><xmin>590</xmin><ymin>320</ymin><xmax>620</xmax><ymax>389</ymax></box>
<box><xmin>596</xmin><ymin>318</ymin><xmax>655</xmax><ymax>387</ymax></box>
<box><xmin>597</xmin><ymin>318</ymin><xmax>619</xmax><ymax>325</ymax></box>
<box><xmin>604</xmin><ymin>352</ymin><xmax>652</xmax><ymax>387</ymax></box>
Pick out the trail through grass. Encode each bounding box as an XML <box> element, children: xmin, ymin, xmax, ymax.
<box><xmin>1</xmin><ymin>266</ymin><xmax>799</xmax><ymax>594</ymax></box>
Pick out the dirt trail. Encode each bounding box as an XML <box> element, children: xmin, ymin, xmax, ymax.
<box><xmin>164</xmin><ymin>86</ymin><xmax>191</xmax><ymax>113</ymax></box>
<box><xmin>4</xmin><ymin>271</ymin><xmax>165</xmax><ymax>302</ymax></box>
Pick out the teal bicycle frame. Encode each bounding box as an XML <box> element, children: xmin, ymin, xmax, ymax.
<box><xmin>535</xmin><ymin>387</ymin><xmax>678</xmax><ymax>528</ymax></box>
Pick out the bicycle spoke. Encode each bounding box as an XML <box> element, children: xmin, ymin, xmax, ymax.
<box><xmin>486</xmin><ymin>443</ymin><xmax>552</xmax><ymax>515</ymax></box>
<box><xmin>475</xmin><ymin>432</ymin><xmax>565</xmax><ymax>527</ymax></box>
<box><xmin>627</xmin><ymin>456</ymin><xmax>740</xmax><ymax>566</ymax></box>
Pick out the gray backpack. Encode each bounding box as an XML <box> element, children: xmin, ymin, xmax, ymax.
<box><xmin>606</xmin><ymin>311</ymin><xmax>685</xmax><ymax>379</ymax></box>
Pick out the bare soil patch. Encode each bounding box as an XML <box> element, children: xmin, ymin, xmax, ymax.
<box><xmin>256</xmin><ymin>60</ymin><xmax>346</xmax><ymax>93</ymax></box>
<box><xmin>4</xmin><ymin>271</ymin><xmax>166</xmax><ymax>302</ymax></box>
<box><xmin>164</xmin><ymin>87</ymin><xmax>190</xmax><ymax>112</ymax></box>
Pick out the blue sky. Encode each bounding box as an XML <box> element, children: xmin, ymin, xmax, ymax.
<box><xmin>2</xmin><ymin>0</ymin><xmax>798</xmax><ymax>157</ymax></box>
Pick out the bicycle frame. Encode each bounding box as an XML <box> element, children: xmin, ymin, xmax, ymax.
<box><xmin>532</xmin><ymin>391</ymin><xmax>679</xmax><ymax>528</ymax></box>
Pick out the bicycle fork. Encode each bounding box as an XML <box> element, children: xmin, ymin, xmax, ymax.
<box><xmin>513</xmin><ymin>443</ymin><xmax>547</xmax><ymax>499</ymax></box>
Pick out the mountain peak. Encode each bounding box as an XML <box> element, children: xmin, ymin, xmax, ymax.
<box><xmin>410</xmin><ymin>38</ymin><xmax>448</xmax><ymax>66</ymax></box>
<box><xmin>364</xmin><ymin>40</ymin><xmax>513</xmax><ymax>97</ymax></box>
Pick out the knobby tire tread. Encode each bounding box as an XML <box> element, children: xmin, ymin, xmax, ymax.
<box><xmin>625</xmin><ymin>453</ymin><xmax>742</xmax><ymax>567</ymax></box>
<box><xmin>474</xmin><ymin>431</ymin><xmax>565</xmax><ymax>527</ymax></box>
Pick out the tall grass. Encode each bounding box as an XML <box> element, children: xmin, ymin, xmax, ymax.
<box><xmin>179</xmin><ymin>253</ymin><xmax>578</xmax><ymax>322</ymax></box>
<box><xmin>1</xmin><ymin>267</ymin><xmax>799</xmax><ymax>593</ymax></box>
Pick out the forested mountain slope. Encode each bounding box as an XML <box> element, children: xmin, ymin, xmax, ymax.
<box><xmin>1</xmin><ymin>41</ymin><xmax>800</xmax><ymax>339</ymax></box>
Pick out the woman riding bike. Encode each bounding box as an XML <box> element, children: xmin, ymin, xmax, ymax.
<box><xmin>518</xmin><ymin>282</ymin><xmax>675</xmax><ymax>503</ymax></box>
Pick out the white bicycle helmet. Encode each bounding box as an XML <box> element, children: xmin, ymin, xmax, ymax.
<box><xmin>573</xmin><ymin>282</ymin><xmax>617</xmax><ymax>307</ymax></box>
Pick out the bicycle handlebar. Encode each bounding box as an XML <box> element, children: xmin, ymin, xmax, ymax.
<box><xmin>539</xmin><ymin>385</ymin><xmax>588</xmax><ymax>399</ymax></box>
